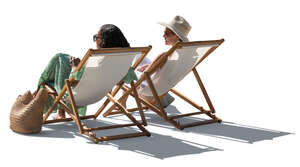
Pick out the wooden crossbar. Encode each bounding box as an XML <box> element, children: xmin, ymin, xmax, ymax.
<box><xmin>41</xmin><ymin>46</ymin><xmax>152</xmax><ymax>143</ymax></box>
<box><xmin>103</xmin><ymin>39</ymin><xmax>224</xmax><ymax>130</ymax></box>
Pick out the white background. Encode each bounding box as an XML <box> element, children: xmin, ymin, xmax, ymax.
<box><xmin>0</xmin><ymin>0</ymin><xmax>299</xmax><ymax>166</ymax></box>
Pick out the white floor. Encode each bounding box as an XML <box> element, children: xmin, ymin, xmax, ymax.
<box><xmin>2</xmin><ymin>90</ymin><xmax>298</xmax><ymax>166</ymax></box>
<box><xmin>1</xmin><ymin>0</ymin><xmax>299</xmax><ymax>166</ymax></box>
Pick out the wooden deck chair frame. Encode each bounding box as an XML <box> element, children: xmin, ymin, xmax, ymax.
<box><xmin>41</xmin><ymin>46</ymin><xmax>152</xmax><ymax>143</ymax></box>
<box><xmin>102</xmin><ymin>39</ymin><xmax>224</xmax><ymax>130</ymax></box>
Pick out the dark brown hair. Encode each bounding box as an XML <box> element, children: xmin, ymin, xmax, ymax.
<box><xmin>99</xmin><ymin>24</ymin><xmax>130</xmax><ymax>48</ymax></box>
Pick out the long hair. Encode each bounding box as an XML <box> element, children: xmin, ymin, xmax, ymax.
<box><xmin>99</xmin><ymin>24</ymin><xmax>130</xmax><ymax>48</ymax></box>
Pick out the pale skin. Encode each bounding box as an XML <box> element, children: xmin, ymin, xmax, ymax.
<box><xmin>136</xmin><ymin>28</ymin><xmax>180</xmax><ymax>72</ymax></box>
<box><xmin>120</xmin><ymin>27</ymin><xmax>181</xmax><ymax>107</ymax></box>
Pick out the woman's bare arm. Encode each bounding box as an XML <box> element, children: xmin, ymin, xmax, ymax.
<box><xmin>143</xmin><ymin>52</ymin><xmax>167</xmax><ymax>71</ymax></box>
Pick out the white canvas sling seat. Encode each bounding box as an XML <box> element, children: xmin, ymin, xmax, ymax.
<box><xmin>72</xmin><ymin>51</ymin><xmax>137</xmax><ymax>106</ymax></box>
<box><xmin>42</xmin><ymin>47</ymin><xmax>152</xmax><ymax>143</ymax></box>
<box><xmin>104</xmin><ymin>39</ymin><xmax>224</xmax><ymax>130</ymax></box>
<box><xmin>138</xmin><ymin>42</ymin><xmax>218</xmax><ymax>97</ymax></box>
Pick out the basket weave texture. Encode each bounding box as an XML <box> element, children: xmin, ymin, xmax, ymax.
<box><xmin>10</xmin><ymin>88</ymin><xmax>48</xmax><ymax>134</ymax></box>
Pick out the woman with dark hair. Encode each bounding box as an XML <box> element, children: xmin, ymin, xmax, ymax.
<box><xmin>95</xmin><ymin>24</ymin><xmax>130</xmax><ymax>48</ymax></box>
<box><xmin>38</xmin><ymin>24</ymin><xmax>130</xmax><ymax>119</ymax></box>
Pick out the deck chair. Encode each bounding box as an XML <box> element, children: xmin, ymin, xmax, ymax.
<box><xmin>103</xmin><ymin>39</ymin><xmax>224</xmax><ymax>130</ymax></box>
<box><xmin>41</xmin><ymin>46</ymin><xmax>152</xmax><ymax>143</ymax></box>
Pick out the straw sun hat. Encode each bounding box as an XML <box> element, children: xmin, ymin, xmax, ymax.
<box><xmin>158</xmin><ymin>15</ymin><xmax>191</xmax><ymax>42</ymax></box>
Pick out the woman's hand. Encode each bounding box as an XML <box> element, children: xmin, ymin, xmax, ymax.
<box><xmin>69</xmin><ymin>56</ymin><xmax>81</xmax><ymax>67</ymax></box>
<box><xmin>137</xmin><ymin>64</ymin><xmax>150</xmax><ymax>72</ymax></box>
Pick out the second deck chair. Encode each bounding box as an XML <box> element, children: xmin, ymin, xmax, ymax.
<box><xmin>41</xmin><ymin>47</ymin><xmax>152</xmax><ymax>143</ymax></box>
<box><xmin>103</xmin><ymin>39</ymin><xmax>224</xmax><ymax>130</ymax></box>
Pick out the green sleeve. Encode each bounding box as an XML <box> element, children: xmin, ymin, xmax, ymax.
<box><xmin>122</xmin><ymin>67</ymin><xmax>138</xmax><ymax>84</ymax></box>
<box><xmin>72</xmin><ymin>65</ymin><xmax>86</xmax><ymax>81</ymax></box>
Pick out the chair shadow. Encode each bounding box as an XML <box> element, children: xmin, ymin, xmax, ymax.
<box><xmin>109</xmin><ymin>105</ymin><xmax>293</xmax><ymax>144</ymax></box>
<box><xmin>100</xmin><ymin>132</ymin><xmax>222</xmax><ymax>159</ymax></box>
<box><xmin>22</xmin><ymin>119</ymin><xmax>222</xmax><ymax>159</ymax></box>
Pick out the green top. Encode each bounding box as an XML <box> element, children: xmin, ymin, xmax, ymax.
<box><xmin>38</xmin><ymin>53</ymin><xmax>71</xmax><ymax>94</ymax></box>
<box><xmin>122</xmin><ymin>67</ymin><xmax>138</xmax><ymax>84</ymax></box>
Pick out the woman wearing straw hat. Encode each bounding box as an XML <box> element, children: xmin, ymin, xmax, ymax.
<box><xmin>127</xmin><ymin>15</ymin><xmax>192</xmax><ymax>108</ymax></box>
<box><xmin>137</xmin><ymin>15</ymin><xmax>191</xmax><ymax>72</ymax></box>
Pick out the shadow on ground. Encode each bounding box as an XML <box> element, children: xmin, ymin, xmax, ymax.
<box><xmin>109</xmin><ymin>105</ymin><xmax>292</xmax><ymax>144</ymax></box>
<box><xmin>21</xmin><ymin>119</ymin><xmax>222</xmax><ymax>159</ymax></box>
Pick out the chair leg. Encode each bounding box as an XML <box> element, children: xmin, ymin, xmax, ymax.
<box><xmin>95</xmin><ymin>82</ymin><xmax>123</xmax><ymax>118</ymax></box>
<box><xmin>78</xmin><ymin>93</ymin><xmax>150</xmax><ymax>144</ymax></box>
<box><xmin>43</xmin><ymin>90</ymin><xmax>150</xmax><ymax>143</ymax></box>
<box><xmin>42</xmin><ymin>85</ymin><xmax>68</xmax><ymax>122</ymax></box>
<box><xmin>192</xmin><ymin>68</ymin><xmax>216</xmax><ymax>113</ymax></box>
<box><xmin>102</xmin><ymin>84</ymin><xmax>133</xmax><ymax>117</ymax></box>
<box><xmin>65</xmin><ymin>79</ymin><xmax>83</xmax><ymax>134</ymax></box>
<box><xmin>106</xmin><ymin>93</ymin><xmax>150</xmax><ymax>135</ymax></box>
<box><xmin>168</xmin><ymin>88</ymin><xmax>222</xmax><ymax>129</ymax></box>
<box><xmin>130</xmin><ymin>82</ymin><xmax>147</xmax><ymax>126</ymax></box>
<box><xmin>143</xmin><ymin>72</ymin><xmax>182</xmax><ymax>129</ymax></box>
<box><xmin>131</xmin><ymin>71</ymin><xmax>221</xmax><ymax>130</ymax></box>
<box><xmin>144</xmin><ymin>72</ymin><xmax>168</xmax><ymax>119</ymax></box>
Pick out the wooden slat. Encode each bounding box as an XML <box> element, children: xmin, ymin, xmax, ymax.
<box><xmin>83</xmin><ymin>123</ymin><xmax>138</xmax><ymax>132</ymax></box>
<box><xmin>178</xmin><ymin>39</ymin><xmax>224</xmax><ymax>47</ymax></box>
<box><xmin>71</xmin><ymin>49</ymin><xmax>92</xmax><ymax>73</ymax></box>
<box><xmin>94</xmin><ymin>82</ymin><xmax>124</xmax><ymax>118</ymax></box>
<box><xmin>102</xmin><ymin>106</ymin><xmax>149</xmax><ymax>116</ymax></box>
<box><xmin>180</xmin><ymin>119</ymin><xmax>219</xmax><ymax>129</ymax></box>
<box><xmin>57</xmin><ymin>100</ymin><xmax>76</xmax><ymax>120</ymax></box>
<box><xmin>43</xmin><ymin>115</ymin><xmax>95</xmax><ymax>124</ymax></box>
<box><xmin>102</xmin><ymin>85</ymin><xmax>135</xmax><ymax>117</ymax></box>
<box><xmin>131</xmin><ymin>45</ymin><xmax>152</xmax><ymax>70</ymax></box>
<box><xmin>128</xmin><ymin>107</ymin><xmax>149</xmax><ymax>112</ymax></box>
<box><xmin>144</xmin><ymin>72</ymin><xmax>167</xmax><ymax>118</ymax></box>
<box><xmin>121</xmin><ymin>85</ymin><xmax>165</xmax><ymax>118</ymax></box>
<box><xmin>168</xmin><ymin>111</ymin><xmax>206</xmax><ymax>120</ymax></box>
<box><xmin>97</xmin><ymin>132</ymin><xmax>150</xmax><ymax>142</ymax></box>
<box><xmin>106</xmin><ymin>94</ymin><xmax>150</xmax><ymax>135</ymax></box>
<box><xmin>170</xmin><ymin>88</ymin><xmax>206</xmax><ymax>112</ymax></box>
<box><xmin>89</xmin><ymin>46</ymin><xmax>152</xmax><ymax>55</ymax></box>
<box><xmin>145</xmin><ymin>42</ymin><xmax>180</xmax><ymax>74</ymax></box>
<box><xmin>192</xmin><ymin>39</ymin><xmax>224</xmax><ymax>68</ymax></box>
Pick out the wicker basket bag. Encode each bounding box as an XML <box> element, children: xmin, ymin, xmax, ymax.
<box><xmin>10</xmin><ymin>88</ymin><xmax>48</xmax><ymax>134</ymax></box>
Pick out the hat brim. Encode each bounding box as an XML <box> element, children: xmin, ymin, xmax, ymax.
<box><xmin>158</xmin><ymin>22</ymin><xmax>189</xmax><ymax>42</ymax></box>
